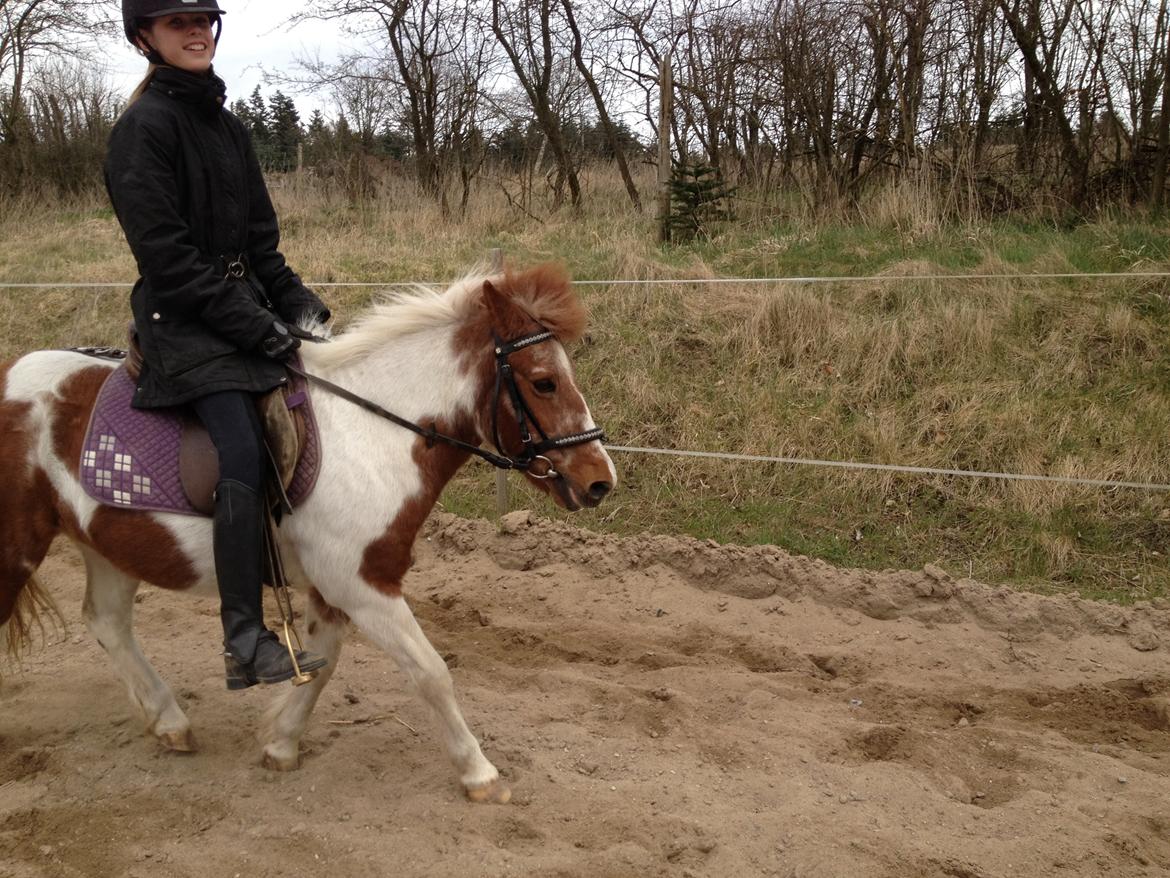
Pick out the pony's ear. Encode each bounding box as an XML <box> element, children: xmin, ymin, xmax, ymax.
<box><xmin>482</xmin><ymin>279</ymin><xmax>530</xmax><ymax>337</ymax></box>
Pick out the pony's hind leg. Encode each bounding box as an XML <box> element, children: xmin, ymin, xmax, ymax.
<box><xmin>79</xmin><ymin>546</ymin><xmax>195</xmax><ymax>752</ymax></box>
<box><xmin>347</xmin><ymin>591</ymin><xmax>509</xmax><ymax>804</ymax></box>
<box><xmin>259</xmin><ymin>588</ymin><xmax>349</xmax><ymax>771</ymax></box>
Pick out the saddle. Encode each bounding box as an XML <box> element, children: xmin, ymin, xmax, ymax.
<box><xmin>79</xmin><ymin>331</ymin><xmax>320</xmax><ymax>517</ymax></box>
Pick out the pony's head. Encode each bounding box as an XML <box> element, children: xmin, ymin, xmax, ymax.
<box><xmin>472</xmin><ymin>263</ymin><xmax>616</xmax><ymax>511</ymax></box>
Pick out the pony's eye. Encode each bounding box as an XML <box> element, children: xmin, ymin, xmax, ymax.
<box><xmin>533</xmin><ymin>378</ymin><xmax>557</xmax><ymax>394</ymax></box>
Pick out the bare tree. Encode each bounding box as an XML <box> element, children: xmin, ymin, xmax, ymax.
<box><xmin>12</xmin><ymin>0</ymin><xmax>1152</xmax><ymax>215</ymax></box>
<box><xmin>590</xmin><ymin>0</ymin><xmax>1170</xmax><ymax>214</ymax></box>
<box><xmin>996</xmin><ymin>0</ymin><xmax>1092</xmax><ymax>206</ymax></box>
<box><xmin>561</xmin><ymin>0</ymin><xmax>642</xmax><ymax>210</ymax></box>
<box><xmin>291</xmin><ymin>0</ymin><xmax>496</xmax><ymax>214</ymax></box>
<box><xmin>1100</xmin><ymin>0</ymin><xmax>1170</xmax><ymax>203</ymax></box>
<box><xmin>304</xmin><ymin>54</ymin><xmax>398</xmax><ymax>147</ymax></box>
<box><xmin>490</xmin><ymin>0</ymin><xmax>583</xmax><ymax>210</ymax></box>
<box><xmin>0</xmin><ymin>0</ymin><xmax>107</xmax><ymax>146</ymax></box>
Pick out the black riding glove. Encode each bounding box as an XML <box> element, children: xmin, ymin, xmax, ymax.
<box><xmin>259</xmin><ymin>320</ymin><xmax>301</xmax><ymax>361</ymax></box>
<box><xmin>288</xmin><ymin>324</ymin><xmax>321</xmax><ymax>342</ymax></box>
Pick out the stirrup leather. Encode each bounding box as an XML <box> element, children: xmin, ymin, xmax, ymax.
<box><xmin>263</xmin><ymin>503</ymin><xmax>316</xmax><ymax>687</ymax></box>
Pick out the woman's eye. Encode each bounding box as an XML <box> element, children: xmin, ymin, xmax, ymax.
<box><xmin>533</xmin><ymin>379</ymin><xmax>557</xmax><ymax>394</ymax></box>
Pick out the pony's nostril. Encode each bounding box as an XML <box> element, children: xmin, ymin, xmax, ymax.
<box><xmin>588</xmin><ymin>481</ymin><xmax>613</xmax><ymax>500</ymax></box>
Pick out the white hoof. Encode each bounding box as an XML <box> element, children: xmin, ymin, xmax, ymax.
<box><xmin>465</xmin><ymin>777</ymin><xmax>512</xmax><ymax>804</ymax></box>
<box><xmin>261</xmin><ymin>743</ymin><xmax>301</xmax><ymax>771</ymax></box>
<box><xmin>156</xmin><ymin>727</ymin><xmax>198</xmax><ymax>753</ymax></box>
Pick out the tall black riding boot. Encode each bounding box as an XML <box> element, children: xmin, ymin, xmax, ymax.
<box><xmin>213</xmin><ymin>479</ymin><xmax>327</xmax><ymax>690</ymax></box>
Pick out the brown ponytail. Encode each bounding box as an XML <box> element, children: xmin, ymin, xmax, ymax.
<box><xmin>126</xmin><ymin>63</ymin><xmax>160</xmax><ymax>108</ymax></box>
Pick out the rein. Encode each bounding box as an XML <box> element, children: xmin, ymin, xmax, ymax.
<box><xmin>284</xmin><ymin>362</ymin><xmax>519</xmax><ymax>470</ymax></box>
<box><xmin>287</xmin><ymin>328</ymin><xmax>605</xmax><ymax>477</ymax></box>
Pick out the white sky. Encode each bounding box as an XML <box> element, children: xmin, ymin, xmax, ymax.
<box><xmin>107</xmin><ymin>0</ymin><xmax>344</xmax><ymax>116</ymax></box>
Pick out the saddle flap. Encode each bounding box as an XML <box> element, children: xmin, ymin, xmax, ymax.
<box><xmin>178</xmin><ymin>388</ymin><xmax>306</xmax><ymax>515</ymax></box>
<box><xmin>257</xmin><ymin>386</ymin><xmax>305</xmax><ymax>490</ymax></box>
<box><xmin>126</xmin><ymin>324</ymin><xmax>144</xmax><ymax>383</ymax></box>
<box><xmin>178</xmin><ymin>417</ymin><xmax>219</xmax><ymax>515</ymax></box>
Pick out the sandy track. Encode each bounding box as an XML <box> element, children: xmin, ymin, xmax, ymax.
<box><xmin>2</xmin><ymin>511</ymin><xmax>1169</xmax><ymax>878</ymax></box>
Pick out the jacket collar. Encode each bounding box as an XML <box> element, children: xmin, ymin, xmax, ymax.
<box><xmin>149</xmin><ymin>66</ymin><xmax>227</xmax><ymax>118</ymax></box>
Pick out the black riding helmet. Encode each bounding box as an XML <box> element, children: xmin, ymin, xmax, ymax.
<box><xmin>122</xmin><ymin>0</ymin><xmax>226</xmax><ymax>60</ymax></box>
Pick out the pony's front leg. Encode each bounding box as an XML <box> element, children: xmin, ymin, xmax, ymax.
<box><xmin>347</xmin><ymin>590</ymin><xmax>510</xmax><ymax>804</ymax></box>
<box><xmin>259</xmin><ymin>588</ymin><xmax>348</xmax><ymax>770</ymax></box>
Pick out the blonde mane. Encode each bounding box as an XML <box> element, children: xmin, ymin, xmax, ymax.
<box><xmin>299</xmin><ymin>262</ymin><xmax>585</xmax><ymax>372</ymax></box>
<box><xmin>300</xmin><ymin>270</ymin><xmax>489</xmax><ymax>371</ymax></box>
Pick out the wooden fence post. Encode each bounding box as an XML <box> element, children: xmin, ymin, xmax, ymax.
<box><xmin>656</xmin><ymin>53</ymin><xmax>674</xmax><ymax>244</ymax></box>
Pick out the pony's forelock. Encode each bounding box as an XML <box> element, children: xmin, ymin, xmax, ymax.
<box><xmin>496</xmin><ymin>263</ymin><xmax>587</xmax><ymax>343</ymax></box>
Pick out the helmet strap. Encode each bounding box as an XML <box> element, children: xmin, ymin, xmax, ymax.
<box><xmin>136</xmin><ymin>34</ymin><xmax>166</xmax><ymax>66</ymax></box>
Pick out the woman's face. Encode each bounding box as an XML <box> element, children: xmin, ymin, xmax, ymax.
<box><xmin>139</xmin><ymin>13</ymin><xmax>217</xmax><ymax>74</ymax></box>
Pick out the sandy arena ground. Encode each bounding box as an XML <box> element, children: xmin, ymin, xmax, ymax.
<box><xmin>2</xmin><ymin>511</ymin><xmax>1169</xmax><ymax>878</ymax></box>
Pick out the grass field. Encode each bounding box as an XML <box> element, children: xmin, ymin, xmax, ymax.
<box><xmin>1</xmin><ymin>168</ymin><xmax>1168</xmax><ymax>603</ymax></box>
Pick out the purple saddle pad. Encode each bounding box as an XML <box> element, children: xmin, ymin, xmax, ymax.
<box><xmin>80</xmin><ymin>366</ymin><xmax>321</xmax><ymax>516</ymax></box>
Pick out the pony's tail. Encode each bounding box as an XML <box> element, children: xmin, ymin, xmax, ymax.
<box><xmin>0</xmin><ymin>575</ymin><xmax>64</xmax><ymax>676</ymax></box>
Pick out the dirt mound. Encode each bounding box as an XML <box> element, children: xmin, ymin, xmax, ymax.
<box><xmin>3</xmin><ymin>512</ymin><xmax>1170</xmax><ymax>877</ymax></box>
<box><xmin>441</xmin><ymin>511</ymin><xmax>1170</xmax><ymax>641</ymax></box>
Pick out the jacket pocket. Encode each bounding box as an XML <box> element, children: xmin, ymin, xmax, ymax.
<box><xmin>148</xmin><ymin>314</ymin><xmax>239</xmax><ymax>379</ymax></box>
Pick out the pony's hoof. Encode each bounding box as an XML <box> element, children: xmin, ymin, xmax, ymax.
<box><xmin>158</xmin><ymin>728</ymin><xmax>198</xmax><ymax>753</ymax></box>
<box><xmin>261</xmin><ymin>749</ymin><xmax>301</xmax><ymax>772</ymax></box>
<box><xmin>465</xmin><ymin>778</ymin><xmax>511</xmax><ymax>804</ymax></box>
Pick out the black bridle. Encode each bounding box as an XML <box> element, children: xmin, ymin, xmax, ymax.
<box><xmin>286</xmin><ymin>328</ymin><xmax>605</xmax><ymax>477</ymax></box>
<box><xmin>490</xmin><ymin>330</ymin><xmax>606</xmax><ymax>478</ymax></box>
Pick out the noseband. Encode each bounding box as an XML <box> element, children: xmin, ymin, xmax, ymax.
<box><xmin>491</xmin><ymin>330</ymin><xmax>606</xmax><ymax>479</ymax></box>
<box><xmin>287</xmin><ymin>328</ymin><xmax>605</xmax><ymax>476</ymax></box>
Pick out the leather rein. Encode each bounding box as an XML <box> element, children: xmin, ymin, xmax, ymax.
<box><xmin>286</xmin><ymin>328</ymin><xmax>606</xmax><ymax>479</ymax></box>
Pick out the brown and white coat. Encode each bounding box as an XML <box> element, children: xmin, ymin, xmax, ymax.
<box><xmin>0</xmin><ymin>264</ymin><xmax>616</xmax><ymax>804</ymax></box>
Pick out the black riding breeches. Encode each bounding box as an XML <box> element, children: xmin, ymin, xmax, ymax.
<box><xmin>191</xmin><ymin>391</ymin><xmax>265</xmax><ymax>493</ymax></box>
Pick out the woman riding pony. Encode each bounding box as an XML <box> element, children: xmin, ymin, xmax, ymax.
<box><xmin>106</xmin><ymin>0</ymin><xmax>329</xmax><ymax>689</ymax></box>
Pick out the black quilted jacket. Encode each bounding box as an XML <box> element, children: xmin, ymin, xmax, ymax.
<box><xmin>105</xmin><ymin>66</ymin><xmax>329</xmax><ymax>408</ymax></box>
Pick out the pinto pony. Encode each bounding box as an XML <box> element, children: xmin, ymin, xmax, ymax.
<box><xmin>0</xmin><ymin>263</ymin><xmax>615</xmax><ymax>804</ymax></box>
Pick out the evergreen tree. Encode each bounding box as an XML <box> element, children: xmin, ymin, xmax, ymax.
<box><xmin>580</xmin><ymin>118</ymin><xmax>643</xmax><ymax>160</ymax></box>
<box><xmin>228</xmin><ymin>97</ymin><xmax>250</xmax><ymax>126</ymax></box>
<box><xmin>303</xmin><ymin>108</ymin><xmax>331</xmax><ymax>166</ymax></box>
<box><xmin>333</xmin><ymin>114</ymin><xmax>360</xmax><ymax>156</ymax></box>
<box><xmin>490</xmin><ymin>120</ymin><xmax>535</xmax><ymax>167</ymax></box>
<box><xmin>267</xmin><ymin>90</ymin><xmax>302</xmax><ymax>172</ymax></box>
<box><xmin>245</xmin><ymin>85</ymin><xmax>270</xmax><ymax>143</ymax></box>
<box><xmin>667</xmin><ymin>162</ymin><xmax>735</xmax><ymax>241</ymax></box>
<box><xmin>306</xmin><ymin>108</ymin><xmax>327</xmax><ymax>142</ymax></box>
<box><xmin>377</xmin><ymin>124</ymin><xmax>411</xmax><ymax>160</ymax></box>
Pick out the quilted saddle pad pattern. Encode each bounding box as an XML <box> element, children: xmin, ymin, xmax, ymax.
<box><xmin>285</xmin><ymin>383</ymin><xmax>321</xmax><ymax>506</ymax></box>
<box><xmin>80</xmin><ymin>366</ymin><xmax>321</xmax><ymax>517</ymax></box>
